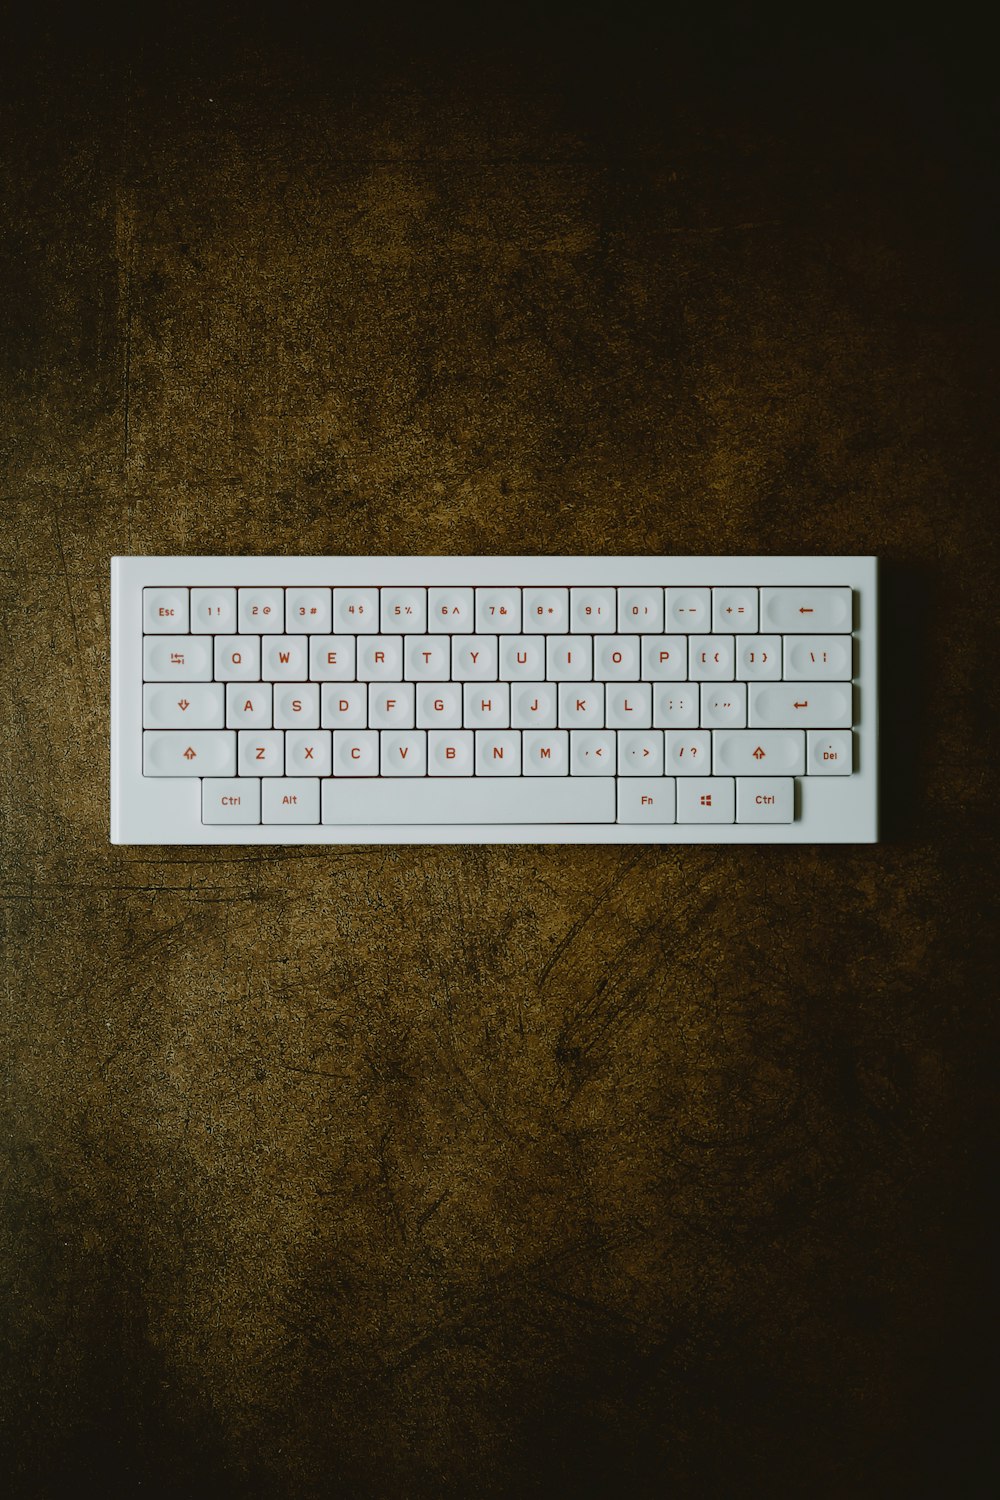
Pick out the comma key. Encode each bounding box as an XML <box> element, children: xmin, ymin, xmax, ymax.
<box><xmin>617</xmin><ymin>779</ymin><xmax>677</xmax><ymax>824</ymax></box>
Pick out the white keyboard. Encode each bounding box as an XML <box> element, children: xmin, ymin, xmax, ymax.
<box><xmin>111</xmin><ymin>556</ymin><xmax>878</xmax><ymax>844</ymax></box>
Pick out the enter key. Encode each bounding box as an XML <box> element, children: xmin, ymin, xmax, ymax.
<box><xmin>749</xmin><ymin>681</ymin><xmax>853</xmax><ymax>728</ymax></box>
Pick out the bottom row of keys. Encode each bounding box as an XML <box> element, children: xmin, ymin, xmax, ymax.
<box><xmin>201</xmin><ymin>776</ymin><xmax>793</xmax><ymax>825</ymax></box>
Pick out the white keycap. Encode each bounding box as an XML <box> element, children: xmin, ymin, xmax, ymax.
<box><xmin>321</xmin><ymin>683</ymin><xmax>367</xmax><ymax>728</ymax></box>
<box><xmin>689</xmin><ymin>635</ymin><xmax>735</xmax><ymax>681</ymax></box>
<box><xmin>202</xmin><ymin>778</ymin><xmax>260</xmax><ymax>824</ymax></box>
<box><xmin>285</xmin><ymin>729</ymin><xmax>332</xmax><ymax>776</ymax></box>
<box><xmin>783</xmin><ymin>634</ymin><xmax>853</xmax><ymax>681</ymax></box>
<box><xmin>356</xmin><ymin>636</ymin><xmax>403</xmax><ymax>681</ymax></box>
<box><xmin>309</xmin><ymin>636</ymin><xmax>356</xmax><ymax>681</ymax></box>
<box><xmin>570</xmin><ymin>587</ymin><xmax>616</xmax><ymax>633</ymax></box>
<box><xmin>475</xmin><ymin>587</ymin><xmax>521</xmax><ymax>633</ymax></box>
<box><xmin>737</xmin><ymin>777</ymin><xmax>794</xmax><ymax>823</ymax></box>
<box><xmin>274</xmin><ymin>683</ymin><xmax>320</xmax><ymax>728</ymax></box>
<box><xmin>761</xmin><ymin>586</ymin><xmax>852</xmax><ymax>633</ymax></box>
<box><xmin>653</xmin><ymin>685</ymin><xmax>699</xmax><ymax>728</ymax></box>
<box><xmin>618</xmin><ymin>588</ymin><xmax>664</xmax><ymax>633</ymax></box>
<box><xmin>262</xmin><ymin>636</ymin><xmax>309</xmax><ymax>681</ymax></box>
<box><xmin>237</xmin><ymin>730</ymin><xmax>284</xmax><ymax>777</ymax></box>
<box><xmin>617</xmin><ymin>777</ymin><xmax>676</xmax><ymax>823</ymax></box>
<box><xmin>262</xmin><ymin>778</ymin><xmax>320</xmax><ymax>824</ymax></box>
<box><xmin>523</xmin><ymin>588</ymin><xmax>569</xmax><ymax>633</ymax></box>
<box><xmin>665</xmin><ymin>731</ymin><xmax>711</xmax><ymax>775</ymax></box>
<box><xmin>476</xmin><ymin>730</ymin><xmax>521</xmax><ymax>776</ymax></box>
<box><xmin>570</xmin><ymin>730</ymin><xmax>616</xmax><ymax>775</ymax></box>
<box><xmin>428</xmin><ymin>587</ymin><xmax>474</xmax><ymax>633</ymax></box>
<box><xmin>452</xmin><ymin>636</ymin><xmax>498</xmax><ymax>681</ymax></box>
<box><xmin>511</xmin><ymin>683</ymin><xmax>557</xmax><ymax>728</ymax></box>
<box><xmin>524</xmin><ymin>731</ymin><xmax>569</xmax><ymax>775</ymax></box>
<box><xmin>143</xmin><ymin>730</ymin><xmax>236</xmax><ymax>776</ymax></box>
<box><xmin>428</xmin><ymin>730</ymin><xmax>474</xmax><ymax>775</ymax></box>
<box><xmin>403</xmin><ymin>636</ymin><xmax>450</xmax><ymax>680</ymax></box>
<box><xmin>143</xmin><ymin>682</ymin><xmax>224</xmax><ymax>728</ymax></box>
<box><xmin>546</xmin><ymin>635</ymin><xmax>593</xmax><ymax>681</ymax></box>
<box><xmin>381</xmin><ymin>731</ymin><xmax>427</xmax><ymax>776</ymax></box>
<box><xmin>807</xmin><ymin>730</ymin><xmax>853</xmax><ymax>775</ymax></box>
<box><xmin>144</xmin><ymin>636</ymin><xmax>213</xmax><ymax>682</ymax></box>
<box><xmin>322</xmin><ymin>778</ymin><xmax>615</xmax><ymax>825</ymax></box>
<box><xmin>606</xmin><ymin>683</ymin><xmax>652</xmax><ymax>728</ymax></box>
<box><xmin>559</xmin><ymin>683</ymin><xmax>604</xmax><ymax>727</ymax></box>
<box><xmin>713</xmin><ymin>730</ymin><xmax>805</xmax><ymax>775</ymax></box>
<box><xmin>641</xmin><ymin>636</ymin><xmax>687</xmax><ymax>681</ymax></box>
<box><xmin>665</xmin><ymin>587</ymin><xmax>710</xmax><ymax>632</ymax></box>
<box><xmin>594</xmin><ymin>636</ymin><xmax>640</xmax><ymax>680</ymax></box>
<box><xmin>416</xmin><ymin>683</ymin><xmax>463</xmax><ymax>728</ymax></box>
<box><xmin>333</xmin><ymin>587</ymin><xmax>379</xmax><ymax>633</ymax></box>
<box><xmin>381</xmin><ymin>587</ymin><xmax>427</xmax><ymax>633</ymax></box>
<box><xmin>286</xmin><ymin>588</ymin><xmax>331</xmax><ymax>634</ymax></box>
<box><xmin>214</xmin><ymin>636</ymin><xmax>261</xmax><ymax>682</ymax></box>
<box><xmin>464</xmin><ymin>684</ymin><xmax>510</xmax><ymax>728</ymax></box>
<box><xmin>238</xmin><ymin>588</ymin><xmax>284</xmax><ymax>633</ymax></box>
<box><xmin>677</xmin><ymin>777</ymin><xmax>734</xmax><ymax>823</ymax></box>
<box><xmin>369</xmin><ymin>684</ymin><xmax>415</xmax><ymax>728</ymax></box>
<box><xmin>499</xmin><ymin>636</ymin><xmax>545</xmax><ymax>680</ymax></box>
<box><xmin>749</xmin><ymin>682</ymin><xmax>852</xmax><ymax>729</ymax></box>
<box><xmin>333</xmin><ymin>730</ymin><xmax>380</xmax><ymax>775</ymax></box>
<box><xmin>618</xmin><ymin>730</ymin><xmax>664</xmax><ymax>776</ymax></box>
<box><xmin>191</xmin><ymin>588</ymin><xmax>237</xmax><ymax>633</ymax></box>
<box><xmin>735</xmin><ymin>636</ymin><xmax>781</xmax><ymax>681</ymax></box>
<box><xmin>226</xmin><ymin>684</ymin><xmax>272</xmax><ymax>727</ymax></box>
<box><xmin>700</xmin><ymin>683</ymin><xmax>747</xmax><ymax>728</ymax></box>
<box><xmin>712</xmin><ymin>587</ymin><xmax>758</xmax><ymax>633</ymax></box>
<box><xmin>187</xmin><ymin>585</ymin><xmax>236</xmax><ymax>633</ymax></box>
<box><xmin>143</xmin><ymin>587</ymin><xmax>189</xmax><ymax>633</ymax></box>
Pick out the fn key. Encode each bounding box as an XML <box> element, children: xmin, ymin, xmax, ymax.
<box><xmin>617</xmin><ymin>779</ymin><xmax>677</xmax><ymax>823</ymax></box>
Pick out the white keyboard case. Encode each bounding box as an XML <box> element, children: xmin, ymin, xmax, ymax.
<box><xmin>111</xmin><ymin>556</ymin><xmax>878</xmax><ymax>845</ymax></box>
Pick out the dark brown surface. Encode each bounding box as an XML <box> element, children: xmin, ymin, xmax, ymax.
<box><xmin>2</xmin><ymin>7</ymin><xmax>997</xmax><ymax>1496</ymax></box>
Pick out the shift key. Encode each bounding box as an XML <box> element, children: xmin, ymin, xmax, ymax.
<box><xmin>749</xmin><ymin>682</ymin><xmax>853</xmax><ymax>729</ymax></box>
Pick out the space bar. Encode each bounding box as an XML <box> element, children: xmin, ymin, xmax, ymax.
<box><xmin>321</xmin><ymin>778</ymin><xmax>615</xmax><ymax>825</ymax></box>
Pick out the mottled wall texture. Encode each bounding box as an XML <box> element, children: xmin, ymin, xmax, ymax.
<box><xmin>1</xmin><ymin>6</ymin><xmax>996</xmax><ymax>1496</ymax></box>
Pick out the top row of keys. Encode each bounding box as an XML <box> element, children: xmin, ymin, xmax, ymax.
<box><xmin>144</xmin><ymin>585</ymin><xmax>853</xmax><ymax>637</ymax></box>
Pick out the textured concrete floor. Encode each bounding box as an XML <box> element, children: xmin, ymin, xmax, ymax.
<box><xmin>2</xmin><ymin>8</ymin><xmax>997</xmax><ymax>1496</ymax></box>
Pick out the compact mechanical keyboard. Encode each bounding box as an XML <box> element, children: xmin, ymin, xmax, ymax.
<box><xmin>110</xmin><ymin>556</ymin><xmax>878</xmax><ymax>844</ymax></box>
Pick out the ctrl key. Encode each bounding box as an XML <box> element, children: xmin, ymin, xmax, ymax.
<box><xmin>203</xmin><ymin>778</ymin><xmax>261</xmax><ymax>825</ymax></box>
<box><xmin>617</xmin><ymin>778</ymin><xmax>676</xmax><ymax>824</ymax></box>
<box><xmin>736</xmin><ymin>777</ymin><xmax>794</xmax><ymax>823</ymax></box>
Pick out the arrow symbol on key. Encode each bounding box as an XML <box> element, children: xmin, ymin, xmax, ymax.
<box><xmin>799</xmin><ymin>607</ymin><xmax>814</xmax><ymax>614</ymax></box>
<box><xmin>794</xmin><ymin>700</ymin><xmax>808</xmax><ymax>709</ymax></box>
<box><xmin>178</xmin><ymin>699</ymin><xmax>190</xmax><ymax>710</ymax></box>
<box><xmin>183</xmin><ymin>747</ymin><xmax>197</xmax><ymax>760</ymax></box>
<box><xmin>752</xmin><ymin>746</ymin><xmax>766</xmax><ymax>760</ymax></box>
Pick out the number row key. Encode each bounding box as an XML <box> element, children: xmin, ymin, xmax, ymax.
<box><xmin>143</xmin><ymin>585</ymin><xmax>853</xmax><ymax>636</ymax></box>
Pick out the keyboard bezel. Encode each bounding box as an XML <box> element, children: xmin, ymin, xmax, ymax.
<box><xmin>111</xmin><ymin>555</ymin><xmax>878</xmax><ymax>845</ymax></box>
